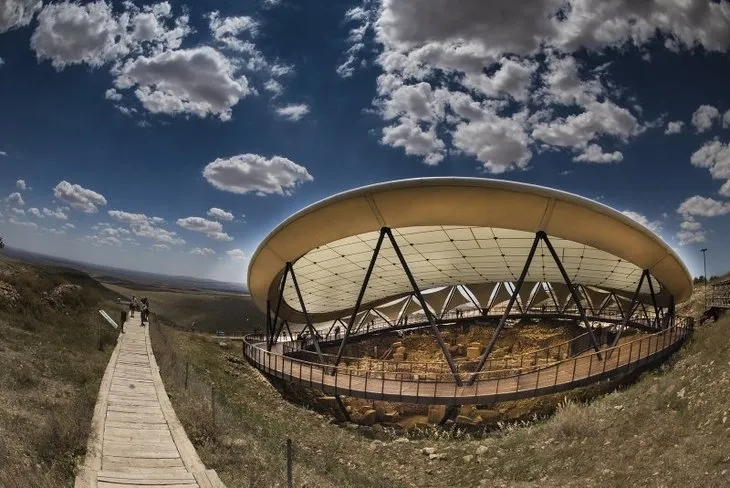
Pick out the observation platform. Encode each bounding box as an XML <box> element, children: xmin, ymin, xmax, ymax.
<box><xmin>244</xmin><ymin>314</ymin><xmax>692</xmax><ymax>406</ymax></box>
<box><xmin>75</xmin><ymin>314</ymin><xmax>224</xmax><ymax>488</ymax></box>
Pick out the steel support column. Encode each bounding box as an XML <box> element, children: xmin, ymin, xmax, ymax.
<box><xmin>541</xmin><ymin>232</ymin><xmax>602</xmax><ymax>358</ymax></box>
<box><xmin>610</xmin><ymin>270</ymin><xmax>647</xmax><ymax>349</ymax></box>
<box><xmin>271</xmin><ymin>265</ymin><xmax>291</xmax><ymax>346</ymax></box>
<box><xmin>333</xmin><ymin>228</ymin><xmax>387</xmax><ymax>368</ymax></box>
<box><xmin>467</xmin><ymin>232</ymin><xmax>542</xmax><ymax>386</ymax></box>
<box><xmin>440</xmin><ymin>286</ymin><xmax>457</xmax><ymax>319</ymax></box>
<box><xmin>266</xmin><ymin>299</ymin><xmax>273</xmax><ymax>350</ymax></box>
<box><xmin>646</xmin><ymin>272</ymin><xmax>661</xmax><ymax>329</ymax></box>
<box><xmin>385</xmin><ymin>228</ymin><xmax>463</xmax><ymax>386</ymax></box>
<box><xmin>287</xmin><ymin>262</ymin><xmax>324</xmax><ymax>363</ymax></box>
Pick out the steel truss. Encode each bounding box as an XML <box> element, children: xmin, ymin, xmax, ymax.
<box><xmin>265</xmin><ymin>228</ymin><xmax>670</xmax><ymax>388</ymax></box>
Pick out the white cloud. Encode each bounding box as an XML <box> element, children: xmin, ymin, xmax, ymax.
<box><xmin>263</xmin><ymin>79</ymin><xmax>283</xmax><ymax>96</ymax></box>
<box><xmin>338</xmin><ymin>0</ymin><xmax>730</xmax><ymax>172</ymax></box>
<box><xmin>677</xmin><ymin>195</ymin><xmax>730</xmax><ymax>218</ymax></box>
<box><xmin>190</xmin><ymin>247</ymin><xmax>216</xmax><ymax>256</ymax></box>
<box><xmin>9</xmin><ymin>217</ymin><xmax>37</xmax><ymax>228</ymax></box>
<box><xmin>11</xmin><ymin>208</ymin><xmax>25</xmax><ymax>216</ymax></box>
<box><xmin>203</xmin><ymin>154</ymin><xmax>313</xmax><ymax>196</ymax></box>
<box><xmin>691</xmin><ymin>105</ymin><xmax>720</xmax><ymax>133</ymax></box>
<box><xmin>152</xmin><ymin>243</ymin><xmax>170</xmax><ymax>251</ymax></box>
<box><xmin>105</xmin><ymin>88</ymin><xmax>122</xmax><ymax>101</ymax></box>
<box><xmin>28</xmin><ymin>207</ymin><xmax>42</xmax><ymax>218</ymax></box>
<box><xmin>227</xmin><ymin>249</ymin><xmax>246</xmax><ymax>260</ymax></box>
<box><xmin>62</xmin><ymin>223</ymin><xmax>75</xmax><ymax>229</ymax></box>
<box><xmin>207</xmin><ymin>207</ymin><xmax>234</xmax><ymax>221</ymax></box>
<box><xmin>114</xmin><ymin>46</ymin><xmax>250</xmax><ymax>121</ymax></box>
<box><xmin>206</xmin><ymin>231</ymin><xmax>233</xmax><ymax>242</ymax></box>
<box><xmin>207</xmin><ymin>11</ymin><xmax>258</xmax><ymax>52</ymax></box>
<box><xmin>0</xmin><ymin>0</ymin><xmax>42</xmax><ymax>33</ymax></box>
<box><xmin>81</xmin><ymin>234</ymin><xmax>122</xmax><ymax>247</ymax></box>
<box><xmin>263</xmin><ymin>0</ymin><xmax>281</xmax><ymax>8</ymax></box>
<box><xmin>15</xmin><ymin>179</ymin><xmax>26</xmax><ymax>190</ymax></box>
<box><xmin>42</xmin><ymin>207</ymin><xmax>69</xmax><ymax>220</ymax></box>
<box><xmin>664</xmin><ymin>120</ymin><xmax>684</xmax><ymax>135</ymax></box>
<box><xmin>45</xmin><ymin>227</ymin><xmax>67</xmax><ymax>235</ymax></box>
<box><xmin>677</xmin><ymin>217</ymin><xmax>706</xmax><ymax>245</ymax></box>
<box><xmin>0</xmin><ymin>150</ymin><xmax>6</xmax><ymax>156</ymax></box>
<box><xmin>276</xmin><ymin>103</ymin><xmax>310</xmax><ymax>121</ymax></box>
<box><xmin>723</xmin><ymin>110</ymin><xmax>730</xmax><ymax>129</ymax></box>
<box><xmin>621</xmin><ymin>210</ymin><xmax>662</xmax><ymax>234</ymax></box>
<box><xmin>53</xmin><ymin>180</ymin><xmax>107</xmax><ymax>213</ymax></box>
<box><xmin>7</xmin><ymin>192</ymin><xmax>24</xmax><ymax>206</ymax></box>
<box><xmin>31</xmin><ymin>1</ymin><xmax>190</xmax><ymax>70</ymax></box>
<box><xmin>108</xmin><ymin>209</ymin><xmax>184</xmax><ymax>245</ymax></box>
<box><xmin>176</xmin><ymin>216</ymin><xmax>223</xmax><ymax>234</ymax></box>
<box><xmin>690</xmin><ymin>139</ymin><xmax>730</xmax><ymax>195</ymax></box>
<box><xmin>0</xmin><ymin>57</ymin><xmax>3</xmax><ymax>67</ymax></box>
<box><xmin>574</xmin><ymin>144</ymin><xmax>623</xmax><ymax>164</ymax></box>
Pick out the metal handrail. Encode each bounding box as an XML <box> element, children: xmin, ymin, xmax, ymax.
<box><xmin>243</xmin><ymin>316</ymin><xmax>693</xmax><ymax>403</ymax></box>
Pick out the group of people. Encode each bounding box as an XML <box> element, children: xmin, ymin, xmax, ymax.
<box><xmin>129</xmin><ymin>295</ymin><xmax>150</xmax><ymax>324</ymax></box>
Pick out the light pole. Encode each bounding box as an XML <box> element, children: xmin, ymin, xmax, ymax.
<box><xmin>700</xmin><ymin>248</ymin><xmax>708</xmax><ymax>308</ymax></box>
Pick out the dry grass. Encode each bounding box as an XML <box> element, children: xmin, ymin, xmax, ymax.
<box><xmin>149</xmin><ymin>291</ymin><xmax>730</xmax><ymax>488</ymax></box>
<box><xmin>0</xmin><ymin>257</ymin><xmax>123</xmax><ymax>487</ymax></box>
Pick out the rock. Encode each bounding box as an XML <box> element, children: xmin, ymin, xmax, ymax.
<box><xmin>369</xmin><ymin>440</ymin><xmax>384</xmax><ymax>450</ymax></box>
<box><xmin>476</xmin><ymin>445</ymin><xmax>489</xmax><ymax>456</ymax></box>
<box><xmin>429</xmin><ymin>453</ymin><xmax>447</xmax><ymax>460</ymax></box>
<box><xmin>384</xmin><ymin>411</ymin><xmax>399</xmax><ymax>422</ymax></box>
<box><xmin>392</xmin><ymin>341</ymin><xmax>403</xmax><ymax>349</ymax></box>
<box><xmin>393</xmin><ymin>437</ymin><xmax>409</xmax><ymax>443</ymax></box>
<box><xmin>613</xmin><ymin>405</ymin><xmax>624</xmax><ymax>411</ymax></box>
<box><xmin>428</xmin><ymin>405</ymin><xmax>447</xmax><ymax>424</ymax></box>
<box><xmin>422</xmin><ymin>447</ymin><xmax>437</xmax><ymax>455</ymax></box>
<box><xmin>455</xmin><ymin>415</ymin><xmax>476</xmax><ymax>426</ymax></box>
<box><xmin>467</xmin><ymin>346</ymin><xmax>482</xmax><ymax>360</ymax></box>
<box><xmin>463</xmin><ymin>455</ymin><xmax>474</xmax><ymax>463</ymax></box>
<box><xmin>677</xmin><ymin>387</ymin><xmax>686</xmax><ymax>399</ymax></box>
<box><xmin>359</xmin><ymin>409</ymin><xmax>377</xmax><ymax>426</ymax></box>
<box><xmin>459</xmin><ymin>405</ymin><xmax>476</xmax><ymax>417</ymax></box>
<box><xmin>392</xmin><ymin>352</ymin><xmax>406</xmax><ymax>361</ymax></box>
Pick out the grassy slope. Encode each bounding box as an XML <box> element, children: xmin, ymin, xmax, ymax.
<box><xmin>101</xmin><ymin>282</ymin><xmax>266</xmax><ymax>334</ymax></box>
<box><xmin>151</xmin><ymin>304</ymin><xmax>730</xmax><ymax>487</ymax></box>
<box><xmin>0</xmin><ymin>257</ymin><xmax>124</xmax><ymax>487</ymax></box>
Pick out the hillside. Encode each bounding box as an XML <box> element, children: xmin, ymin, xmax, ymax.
<box><xmin>151</xmin><ymin>294</ymin><xmax>730</xmax><ymax>487</ymax></box>
<box><xmin>0</xmin><ymin>256</ymin><xmax>125</xmax><ymax>487</ymax></box>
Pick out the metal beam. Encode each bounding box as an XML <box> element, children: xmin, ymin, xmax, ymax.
<box><xmin>333</xmin><ymin>228</ymin><xmax>386</xmax><ymax>368</ymax></box>
<box><xmin>541</xmin><ymin>232</ymin><xmax>602</xmax><ymax>358</ymax></box>
<box><xmin>266</xmin><ymin>299</ymin><xmax>272</xmax><ymax>350</ymax></box>
<box><xmin>610</xmin><ymin>270</ymin><xmax>647</xmax><ymax>349</ymax></box>
<box><xmin>288</xmin><ymin>262</ymin><xmax>324</xmax><ymax>363</ymax></box>
<box><xmin>646</xmin><ymin>272</ymin><xmax>661</xmax><ymax>329</ymax></box>
<box><xmin>372</xmin><ymin>309</ymin><xmax>392</xmax><ymax>327</ymax></box>
<box><xmin>440</xmin><ymin>286</ymin><xmax>457</xmax><ymax>319</ymax></box>
<box><xmin>467</xmin><ymin>232</ymin><xmax>542</xmax><ymax>386</ymax></box>
<box><xmin>271</xmin><ymin>266</ymin><xmax>291</xmax><ymax>345</ymax></box>
<box><xmin>385</xmin><ymin>228</ymin><xmax>463</xmax><ymax>386</ymax></box>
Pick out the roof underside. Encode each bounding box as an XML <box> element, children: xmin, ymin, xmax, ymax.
<box><xmin>248</xmin><ymin>178</ymin><xmax>693</xmax><ymax>323</ymax></box>
<box><xmin>281</xmin><ymin>225</ymin><xmax>662</xmax><ymax>316</ymax></box>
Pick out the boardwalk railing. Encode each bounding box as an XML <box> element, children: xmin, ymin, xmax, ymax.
<box><xmin>243</xmin><ymin>316</ymin><xmax>693</xmax><ymax>405</ymax></box>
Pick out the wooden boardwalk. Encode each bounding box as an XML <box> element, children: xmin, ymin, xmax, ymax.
<box><xmin>245</xmin><ymin>323</ymin><xmax>691</xmax><ymax>405</ymax></box>
<box><xmin>76</xmin><ymin>314</ymin><xmax>224</xmax><ymax>488</ymax></box>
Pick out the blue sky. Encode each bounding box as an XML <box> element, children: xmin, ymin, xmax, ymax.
<box><xmin>1</xmin><ymin>0</ymin><xmax>730</xmax><ymax>284</ymax></box>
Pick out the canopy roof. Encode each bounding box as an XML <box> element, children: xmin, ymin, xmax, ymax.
<box><xmin>248</xmin><ymin>178</ymin><xmax>692</xmax><ymax>323</ymax></box>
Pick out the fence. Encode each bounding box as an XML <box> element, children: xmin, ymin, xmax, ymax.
<box><xmin>244</xmin><ymin>316</ymin><xmax>693</xmax><ymax>406</ymax></box>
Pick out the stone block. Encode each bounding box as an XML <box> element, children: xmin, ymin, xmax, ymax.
<box><xmin>459</xmin><ymin>405</ymin><xmax>476</xmax><ymax>417</ymax></box>
<box><xmin>392</xmin><ymin>341</ymin><xmax>403</xmax><ymax>349</ymax></box>
<box><xmin>360</xmin><ymin>409</ymin><xmax>377</xmax><ymax>426</ymax></box>
<box><xmin>374</xmin><ymin>403</ymin><xmax>386</xmax><ymax>422</ymax></box>
<box><xmin>455</xmin><ymin>415</ymin><xmax>476</xmax><ymax>426</ymax></box>
<box><xmin>427</xmin><ymin>405</ymin><xmax>447</xmax><ymax>424</ymax></box>
<box><xmin>392</xmin><ymin>352</ymin><xmax>405</xmax><ymax>361</ymax></box>
<box><xmin>467</xmin><ymin>346</ymin><xmax>482</xmax><ymax>360</ymax></box>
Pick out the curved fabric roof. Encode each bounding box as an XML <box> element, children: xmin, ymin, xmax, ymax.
<box><xmin>248</xmin><ymin>178</ymin><xmax>692</xmax><ymax>323</ymax></box>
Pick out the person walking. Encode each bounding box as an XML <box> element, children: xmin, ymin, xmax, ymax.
<box><xmin>129</xmin><ymin>295</ymin><xmax>137</xmax><ymax>318</ymax></box>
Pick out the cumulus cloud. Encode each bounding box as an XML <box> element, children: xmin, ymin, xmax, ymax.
<box><xmin>338</xmin><ymin>0</ymin><xmax>730</xmax><ymax>172</ymax></box>
<box><xmin>11</xmin><ymin>208</ymin><xmax>25</xmax><ymax>215</ymax></box>
<box><xmin>9</xmin><ymin>217</ymin><xmax>37</xmax><ymax>228</ymax></box>
<box><xmin>42</xmin><ymin>207</ymin><xmax>69</xmax><ymax>220</ymax></box>
<box><xmin>7</xmin><ymin>192</ymin><xmax>24</xmax><ymax>206</ymax></box>
<box><xmin>62</xmin><ymin>223</ymin><xmax>75</xmax><ymax>229</ymax></box>
<box><xmin>152</xmin><ymin>243</ymin><xmax>170</xmax><ymax>251</ymax></box>
<box><xmin>621</xmin><ymin>210</ymin><xmax>662</xmax><ymax>234</ymax></box>
<box><xmin>0</xmin><ymin>0</ymin><xmax>42</xmax><ymax>33</ymax></box>
<box><xmin>114</xmin><ymin>47</ymin><xmax>250</xmax><ymax>121</ymax></box>
<box><xmin>676</xmin><ymin>217</ymin><xmax>706</xmax><ymax>245</ymax></box>
<box><xmin>207</xmin><ymin>207</ymin><xmax>234</xmax><ymax>221</ymax></box>
<box><xmin>226</xmin><ymin>249</ymin><xmax>246</xmax><ymax>260</ymax></box>
<box><xmin>691</xmin><ymin>105</ymin><xmax>720</xmax><ymax>133</ymax></box>
<box><xmin>28</xmin><ymin>207</ymin><xmax>42</xmax><ymax>218</ymax></box>
<box><xmin>677</xmin><ymin>195</ymin><xmax>730</xmax><ymax>218</ymax></box>
<box><xmin>203</xmin><ymin>154</ymin><xmax>313</xmax><ymax>196</ymax></box>
<box><xmin>176</xmin><ymin>217</ymin><xmax>223</xmax><ymax>233</ymax></box>
<box><xmin>573</xmin><ymin>144</ymin><xmax>623</xmax><ymax>164</ymax></box>
<box><xmin>664</xmin><ymin>120</ymin><xmax>684</xmax><ymax>135</ymax></box>
<box><xmin>206</xmin><ymin>231</ymin><xmax>233</xmax><ymax>242</ymax></box>
<box><xmin>207</xmin><ymin>11</ymin><xmax>258</xmax><ymax>52</ymax></box>
<box><xmin>724</xmin><ymin>110</ymin><xmax>730</xmax><ymax>129</ymax></box>
<box><xmin>190</xmin><ymin>247</ymin><xmax>216</xmax><ymax>256</ymax></box>
<box><xmin>108</xmin><ymin>209</ymin><xmax>184</xmax><ymax>245</ymax></box>
<box><xmin>690</xmin><ymin>139</ymin><xmax>730</xmax><ymax>196</ymax></box>
<box><xmin>53</xmin><ymin>181</ymin><xmax>107</xmax><ymax>213</ymax></box>
<box><xmin>276</xmin><ymin>103</ymin><xmax>310</xmax><ymax>121</ymax></box>
<box><xmin>16</xmin><ymin>179</ymin><xmax>26</xmax><ymax>190</ymax></box>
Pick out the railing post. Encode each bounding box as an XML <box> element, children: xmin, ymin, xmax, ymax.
<box><xmin>571</xmin><ymin>357</ymin><xmax>577</xmax><ymax>382</ymax></box>
<box><xmin>286</xmin><ymin>438</ymin><xmax>293</xmax><ymax>488</ymax></box>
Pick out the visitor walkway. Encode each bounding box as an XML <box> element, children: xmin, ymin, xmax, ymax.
<box><xmin>75</xmin><ymin>314</ymin><xmax>224</xmax><ymax>488</ymax></box>
<box><xmin>244</xmin><ymin>317</ymin><xmax>693</xmax><ymax>405</ymax></box>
